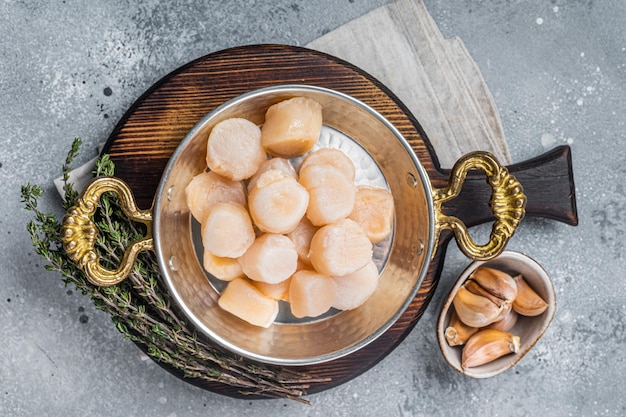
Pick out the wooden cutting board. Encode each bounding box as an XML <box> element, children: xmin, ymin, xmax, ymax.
<box><xmin>102</xmin><ymin>44</ymin><xmax>578</xmax><ymax>397</ymax></box>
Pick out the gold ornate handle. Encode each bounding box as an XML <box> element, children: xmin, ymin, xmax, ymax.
<box><xmin>61</xmin><ymin>177</ymin><xmax>153</xmax><ymax>286</ymax></box>
<box><xmin>432</xmin><ymin>151</ymin><xmax>526</xmax><ymax>260</ymax></box>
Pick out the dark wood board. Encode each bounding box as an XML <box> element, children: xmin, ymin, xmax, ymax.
<box><xmin>102</xmin><ymin>44</ymin><xmax>578</xmax><ymax>397</ymax></box>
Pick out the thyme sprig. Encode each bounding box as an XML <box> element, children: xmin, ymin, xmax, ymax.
<box><xmin>22</xmin><ymin>138</ymin><xmax>328</xmax><ymax>403</ymax></box>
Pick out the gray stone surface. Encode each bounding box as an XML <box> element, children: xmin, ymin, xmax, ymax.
<box><xmin>1</xmin><ymin>0</ymin><xmax>624</xmax><ymax>415</ymax></box>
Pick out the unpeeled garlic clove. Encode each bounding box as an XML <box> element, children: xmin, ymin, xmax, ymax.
<box><xmin>494</xmin><ymin>301</ymin><xmax>513</xmax><ymax>323</ymax></box>
<box><xmin>452</xmin><ymin>285</ymin><xmax>504</xmax><ymax>328</ymax></box>
<box><xmin>445</xmin><ymin>309</ymin><xmax>479</xmax><ymax>346</ymax></box>
<box><xmin>469</xmin><ymin>266</ymin><xmax>518</xmax><ymax>303</ymax></box>
<box><xmin>461</xmin><ymin>329</ymin><xmax>520</xmax><ymax>369</ymax></box>
<box><xmin>464</xmin><ymin>279</ymin><xmax>506</xmax><ymax>307</ymax></box>
<box><xmin>512</xmin><ymin>274</ymin><xmax>549</xmax><ymax>316</ymax></box>
<box><xmin>484</xmin><ymin>308</ymin><xmax>518</xmax><ymax>332</ymax></box>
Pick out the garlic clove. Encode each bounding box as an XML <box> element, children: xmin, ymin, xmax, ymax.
<box><xmin>512</xmin><ymin>274</ymin><xmax>549</xmax><ymax>316</ymax></box>
<box><xmin>461</xmin><ymin>329</ymin><xmax>520</xmax><ymax>369</ymax></box>
<box><xmin>469</xmin><ymin>266</ymin><xmax>518</xmax><ymax>303</ymax></box>
<box><xmin>464</xmin><ymin>279</ymin><xmax>506</xmax><ymax>307</ymax></box>
<box><xmin>445</xmin><ymin>309</ymin><xmax>479</xmax><ymax>346</ymax></box>
<box><xmin>452</xmin><ymin>285</ymin><xmax>504</xmax><ymax>328</ymax></box>
<box><xmin>494</xmin><ymin>301</ymin><xmax>513</xmax><ymax>323</ymax></box>
<box><xmin>484</xmin><ymin>308</ymin><xmax>518</xmax><ymax>332</ymax></box>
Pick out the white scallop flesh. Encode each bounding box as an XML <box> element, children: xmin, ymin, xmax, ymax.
<box><xmin>349</xmin><ymin>186</ymin><xmax>395</xmax><ymax>243</ymax></box>
<box><xmin>261</xmin><ymin>97</ymin><xmax>322</xmax><ymax>158</ymax></box>
<box><xmin>201</xmin><ymin>202</ymin><xmax>255</xmax><ymax>258</ymax></box>
<box><xmin>298</xmin><ymin>164</ymin><xmax>356</xmax><ymax>226</ymax></box>
<box><xmin>246</xmin><ymin>157</ymin><xmax>297</xmax><ymax>193</ymax></box>
<box><xmin>308</xmin><ymin>218</ymin><xmax>373</xmax><ymax>277</ymax></box>
<box><xmin>206</xmin><ymin>118</ymin><xmax>267</xmax><ymax>181</ymax></box>
<box><xmin>288</xmin><ymin>270</ymin><xmax>337</xmax><ymax>319</ymax></box>
<box><xmin>331</xmin><ymin>260</ymin><xmax>379</xmax><ymax>311</ymax></box>
<box><xmin>253</xmin><ymin>277</ymin><xmax>292</xmax><ymax>302</ymax></box>
<box><xmin>299</xmin><ymin>148</ymin><xmax>356</xmax><ymax>182</ymax></box>
<box><xmin>202</xmin><ymin>249</ymin><xmax>244</xmax><ymax>281</ymax></box>
<box><xmin>248</xmin><ymin>169</ymin><xmax>309</xmax><ymax>234</ymax></box>
<box><xmin>238</xmin><ymin>234</ymin><xmax>299</xmax><ymax>284</ymax></box>
<box><xmin>218</xmin><ymin>278</ymin><xmax>279</xmax><ymax>328</ymax></box>
<box><xmin>286</xmin><ymin>216</ymin><xmax>319</xmax><ymax>265</ymax></box>
<box><xmin>185</xmin><ymin>171</ymin><xmax>246</xmax><ymax>224</ymax></box>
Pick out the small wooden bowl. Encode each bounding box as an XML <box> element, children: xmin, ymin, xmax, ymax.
<box><xmin>436</xmin><ymin>250</ymin><xmax>556</xmax><ymax>378</ymax></box>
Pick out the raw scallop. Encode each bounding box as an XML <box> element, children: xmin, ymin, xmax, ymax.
<box><xmin>248</xmin><ymin>169</ymin><xmax>309</xmax><ymax>234</ymax></box>
<box><xmin>261</xmin><ymin>97</ymin><xmax>322</xmax><ymax>158</ymax></box>
<box><xmin>349</xmin><ymin>186</ymin><xmax>395</xmax><ymax>243</ymax></box>
<box><xmin>185</xmin><ymin>171</ymin><xmax>246</xmax><ymax>223</ymax></box>
<box><xmin>238</xmin><ymin>234</ymin><xmax>299</xmax><ymax>284</ymax></box>
<box><xmin>218</xmin><ymin>278</ymin><xmax>279</xmax><ymax>328</ymax></box>
<box><xmin>253</xmin><ymin>258</ymin><xmax>308</xmax><ymax>302</ymax></box>
<box><xmin>308</xmin><ymin>218</ymin><xmax>373</xmax><ymax>277</ymax></box>
<box><xmin>299</xmin><ymin>148</ymin><xmax>356</xmax><ymax>182</ymax></box>
<box><xmin>253</xmin><ymin>277</ymin><xmax>292</xmax><ymax>302</ymax></box>
<box><xmin>287</xmin><ymin>217</ymin><xmax>319</xmax><ymax>265</ymax></box>
<box><xmin>247</xmin><ymin>157</ymin><xmax>297</xmax><ymax>193</ymax></box>
<box><xmin>299</xmin><ymin>164</ymin><xmax>356</xmax><ymax>226</ymax></box>
<box><xmin>332</xmin><ymin>260</ymin><xmax>379</xmax><ymax>310</ymax></box>
<box><xmin>201</xmin><ymin>202</ymin><xmax>255</xmax><ymax>258</ymax></box>
<box><xmin>202</xmin><ymin>249</ymin><xmax>244</xmax><ymax>281</ymax></box>
<box><xmin>206</xmin><ymin>118</ymin><xmax>267</xmax><ymax>181</ymax></box>
<box><xmin>289</xmin><ymin>270</ymin><xmax>337</xmax><ymax>319</ymax></box>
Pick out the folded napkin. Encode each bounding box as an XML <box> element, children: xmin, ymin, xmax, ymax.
<box><xmin>307</xmin><ymin>0</ymin><xmax>510</xmax><ymax>169</ymax></box>
<box><xmin>55</xmin><ymin>0</ymin><xmax>509</xmax><ymax>197</ymax></box>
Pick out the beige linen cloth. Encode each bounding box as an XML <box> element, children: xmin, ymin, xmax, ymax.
<box><xmin>55</xmin><ymin>0</ymin><xmax>509</xmax><ymax>196</ymax></box>
<box><xmin>307</xmin><ymin>0</ymin><xmax>509</xmax><ymax>168</ymax></box>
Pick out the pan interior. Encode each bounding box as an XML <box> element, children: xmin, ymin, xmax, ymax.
<box><xmin>154</xmin><ymin>85</ymin><xmax>434</xmax><ymax>365</ymax></box>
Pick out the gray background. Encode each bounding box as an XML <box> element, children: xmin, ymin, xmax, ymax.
<box><xmin>1</xmin><ymin>0</ymin><xmax>624</xmax><ymax>416</ymax></box>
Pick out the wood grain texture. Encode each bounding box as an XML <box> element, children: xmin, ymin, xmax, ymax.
<box><xmin>102</xmin><ymin>44</ymin><xmax>577</xmax><ymax>397</ymax></box>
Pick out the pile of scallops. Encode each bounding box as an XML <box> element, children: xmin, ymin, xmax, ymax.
<box><xmin>185</xmin><ymin>97</ymin><xmax>394</xmax><ymax>328</ymax></box>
